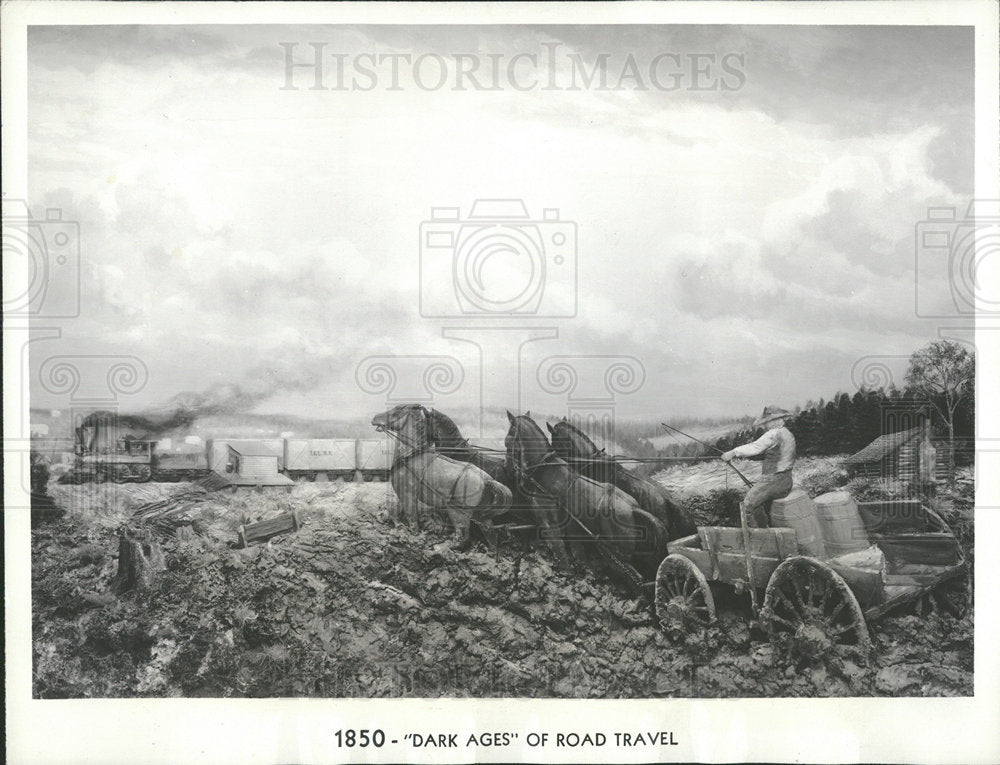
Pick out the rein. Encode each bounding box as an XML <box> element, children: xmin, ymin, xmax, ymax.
<box><xmin>378</xmin><ymin>411</ymin><xmax>489</xmax><ymax>508</ymax></box>
<box><xmin>513</xmin><ymin>452</ymin><xmax>561</xmax><ymax>500</ymax></box>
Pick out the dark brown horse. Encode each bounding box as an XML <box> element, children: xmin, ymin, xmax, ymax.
<box><xmin>547</xmin><ymin>418</ymin><xmax>696</xmax><ymax>539</ymax></box>
<box><xmin>423</xmin><ymin>407</ymin><xmax>511</xmax><ymax>484</ymax></box>
<box><xmin>373</xmin><ymin>405</ymin><xmax>512</xmax><ymax>549</ymax></box>
<box><xmin>505</xmin><ymin>411</ymin><xmax>667</xmax><ymax>582</ymax></box>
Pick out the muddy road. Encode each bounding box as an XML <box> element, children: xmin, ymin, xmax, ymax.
<box><xmin>32</xmin><ymin>472</ymin><xmax>973</xmax><ymax>698</ymax></box>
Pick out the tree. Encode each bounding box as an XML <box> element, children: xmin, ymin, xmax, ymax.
<box><xmin>905</xmin><ymin>340</ymin><xmax>975</xmax><ymax>480</ymax></box>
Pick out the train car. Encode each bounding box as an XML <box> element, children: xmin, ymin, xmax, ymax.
<box><xmin>64</xmin><ymin>412</ymin><xmax>394</xmax><ymax>485</ymax></box>
<box><xmin>356</xmin><ymin>437</ymin><xmax>393</xmax><ymax>481</ymax></box>
<box><xmin>220</xmin><ymin>445</ymin><xmax>293</xmax><ymax>487</ymax></box>
<box><xmin>206</xmin><ymin>438</ymin><xmax>284</xmax><ymax>473</ymax></box>
<box><xmin>153</xmin><ymin>439</ymin><xmax>210</xmax><ymax>482</ymax></box>
<box><xmin>283</xmin><ymin>438</ymin><xmax>357</xmax><ymax>481</ymax></box>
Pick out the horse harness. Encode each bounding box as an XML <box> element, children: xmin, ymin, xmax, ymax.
<box><xmin>394</xmin><ymin>451</ymin><xmax>486</xmax><ymax>508</ymax></box>
<box><xmin>509</xmin><ymin>447</ymin><xmax>645</xmax><ymax>591</ymax></box>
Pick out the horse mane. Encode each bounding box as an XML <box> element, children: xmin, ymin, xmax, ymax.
<box><xmin>553</xmin><ymin>419</ymin><xmax>601</xmax><ymax>457</ymax></box>
<box><xmin>427</xmin><ymin>408</ymin><xmax>469</xmax><ymax>448</ymax></box>
<box><xmin>513</xmin><ymin>413</ymin><xmax>549</xmax><ymax>444</ymax></box>
<box><xmin>394</xmin><ymin>404</ymin><xmax>429</xmax><ymax>460</ymax></box>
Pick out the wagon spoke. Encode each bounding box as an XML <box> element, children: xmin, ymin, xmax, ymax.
<box><xmin>827</xmin><ymin>599</ymin><xmax>847</xmax><ymax>623</ymax></box>
<box><xmin>818</xmin><ymin>581</ymin><xmax>831</xmax><ymax>612</ymax></box>
<box><xmin>776</xmin><ymin>589</ymin><xmax>801</xmax><ymax>617</ymax></box>
<box><xmin>768</xmin><ymin>613</ymin><xmax>798</xmax><ymax>630</ymax></box>
<box><xmin>655</xmin><ymin>556</ymin><xmax>717</xmax><ymax>640</ymax></box>
<box><xmin>764</xmin><ymin>558</ymin><xmax>872</xmax><ymax>657</ymax></box>
<box><xmin>790</xmin><ymin>578</ymin><xmax>807</xmax><ymax>612</ymax></box>
<box><xmin>683</xmin><ymin>574</ymin><xmax>697</xmax><ymax>596</ymax></box>
<box><xmin>828</xmin><ymin>622</ymin><xmax>860</xmax><ymax>639</ymax></box>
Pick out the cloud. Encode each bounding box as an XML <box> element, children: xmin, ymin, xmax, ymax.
<box><xmin>25</xmin><ymin>25</ymin><xmax>974</xmax><ymax>419</ymax></box>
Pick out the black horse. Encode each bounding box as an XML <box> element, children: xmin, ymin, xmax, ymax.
<box><xmin>547</xmin><ymin>418</ymin><xmax>696</xmax><ymax>539</ymax></box>
<box><xmin>423</xmin><ymin>407</ymin><xmax>511</xmax><ymax>484</ymax></box>
<box><xmin>505</xmin><ymin>411</ymin><xmax>668</xmax><ymax>584</ymax></box>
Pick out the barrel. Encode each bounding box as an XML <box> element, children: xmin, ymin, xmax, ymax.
<box><xmin>770</xmin><ymin>489</ymin><xmax>827</xmax><ymax>558</ymax></box>
<box><xmin>814</xmin><ymin>491</ymin><xmax>869</xmax><ymax>556</ymax></box>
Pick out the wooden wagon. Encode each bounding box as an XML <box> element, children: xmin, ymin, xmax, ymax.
<box><xmin>653</xmin><ymin>499</ymin><xmax>968</xmax><ymax>656</ymax></box>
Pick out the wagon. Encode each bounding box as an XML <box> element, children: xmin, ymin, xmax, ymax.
<box><xmin>653</xmin><ymin>499</ymin><xmax>968</xmax><ymax>656</ymax></box>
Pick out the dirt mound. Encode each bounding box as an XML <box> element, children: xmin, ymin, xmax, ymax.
<box><xmin>32</xmin><ymin>471</ymin><xmax>973</xmax><ymax>698</ymax></box>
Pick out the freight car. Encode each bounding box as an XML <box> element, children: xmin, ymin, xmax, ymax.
<box><xmin>283</xmin><ymin>438</ymin><xmax>393</xmax><ymax>481</ymax></box>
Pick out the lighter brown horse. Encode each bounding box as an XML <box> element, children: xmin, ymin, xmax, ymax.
<box><xmin>373</xmin><ymin>404</ymin><xmax>512</xmax><ymax>549</ymax></box>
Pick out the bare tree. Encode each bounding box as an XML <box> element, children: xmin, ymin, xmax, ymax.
<box><xmin>905</xmin><ymin>340</ymin><xmax>974</xmax><ymax>480</ymax></box>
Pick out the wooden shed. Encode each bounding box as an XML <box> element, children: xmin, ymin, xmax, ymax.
<box><xmin>211</xmin><ymin>445</ymin><xmax>293</xmax><ymax>488</ymax></box>
<box><xmin>845</xmin><ymin>427</ymin><xmax>949</xmax><ymax>482</ymax></box>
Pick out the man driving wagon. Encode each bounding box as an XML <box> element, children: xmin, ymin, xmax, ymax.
<box><xmin>721</xmin><ymin>405</ymin><xmax>796</xmax><ymax>528</ymax></box>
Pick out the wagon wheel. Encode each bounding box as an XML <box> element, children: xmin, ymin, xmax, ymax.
<box><xmin>762</xmin><ymin>556</ymin><xmax>871</xmax><ymax>660</ymax></box>
<box><xmin>136</xmin><ymin>465</ymin><xmax>152</xmax><ymax>483</ymax></box>
<box><xmin>655</xmin><ymin>554</ymin><xmax>716</xmax><ymax>639</ymax></box>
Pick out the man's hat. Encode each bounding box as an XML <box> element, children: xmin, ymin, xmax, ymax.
<box><xmin>755</xmin><ymin>405</ymin><xmax>791</xmax><ymax>427</ymax></box>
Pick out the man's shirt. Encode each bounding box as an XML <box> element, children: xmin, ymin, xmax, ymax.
<box><xmin>733</xmin><ymin>426</ymin><xmax>796</xmax><ymax>475</ymax></box>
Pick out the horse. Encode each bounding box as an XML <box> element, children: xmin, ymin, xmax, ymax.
<box><xmin>423</xmin><ymin>407</ymin><xmax>510</xmax><ymax>483</ymax></box>
<box><xmin>547</xmin><ymin>418</ymin><xmax>696</xmax><ymax>539</ymax></box>
<box><xmin>372</xmin><ymin>404</ymin><xmax>513</xmax><ymax>549</ymax></box>
<box><xmin>504</xmin><ymin>411</ymin><xmax>668</xmax><ymax>583</ymax></box>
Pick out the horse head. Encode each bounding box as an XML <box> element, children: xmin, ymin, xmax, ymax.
<box><xmin>504</xmin><ymin>410</ymin><xmax>554</xmax><ymax>472</ymax></box>
<box><xmin>372</xmin><ymin>404</ymin><xmax>429</xmax><ymax>458</ymax></box>
<box><xmin>547</xmin><ymin>418</ymin><xmax>602</xmax><ymax>461</ymax></box>
<box><xmin>426</xmin><ymin>407</ymin><xmax>469</xmax><ymax>450</ymax></box>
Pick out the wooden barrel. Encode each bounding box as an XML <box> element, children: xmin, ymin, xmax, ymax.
<box><xmin>770</xmin><ymin>489</ymin><xmax>826</xmax><ymax>558</ymax></box>
<box><xmin>814</xmin><ymin>491</ymin><xmax>869</xmax><ymax>556</ymax></box>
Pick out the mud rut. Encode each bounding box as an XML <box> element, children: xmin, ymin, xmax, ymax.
<box><xmin>31</xmin><ymin>479</ymin><xmax>973</xmax><ymax>698</ymax></box>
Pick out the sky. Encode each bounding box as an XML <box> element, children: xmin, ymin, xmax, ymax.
<box><xmin>25</xmin><ymin>24</ymin><xmax>974</xmax><ymax>425</ymax></box>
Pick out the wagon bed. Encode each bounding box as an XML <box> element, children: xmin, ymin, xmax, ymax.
<box><xmin>654</xmin><ymin>499</ymin><xmax>967</xmax><ymax>655</ymax></box>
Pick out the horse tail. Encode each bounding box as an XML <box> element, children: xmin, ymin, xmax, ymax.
<box><xmin>663</xmin><ymin>494</ymin><xmax>696</xmax><ymax>538</ymax></box>
<box><xmin>483</xmin><ymin>479</ymin><xmax>513</xmax><ymax>510</ymax></box>
<box><xmin>631</xmin><ymin>507</ymin><xmax>669</xmax><ymax>558</ymax></box>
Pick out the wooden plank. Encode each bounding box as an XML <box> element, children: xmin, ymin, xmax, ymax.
<box><xmin>698</xmin><ymin>526</ymin><xmax>797</xmax><ymax>558</ymax></box>
<box><xmin>697</xmin><ymin>528</ymin><xmax>721</xmax><ymax>580</ymax></box>
<box><xmin>710</xmin><ymin>551</ymin><xmax>780</xmax><ymax>586</ymax></box>
<box><xmin>856</xmin><ymin>500</ymin><xmax>926</xmax><ymax>534</ymax></box>
<box><xmin>827</xmin><ymin>561</ymin><xmax>884</xmax><ymax>608</ymax></box>
<box><xmin>672</xmin><ymin>549</ymin><xmax>713</xmax><ymax>580</ymax></box>
<box><xmin>774</xmin><ymin>530</ymin><xmax>798</xmax><ymax>561</ymax></box>
<box><xmin>666</xmin><ymin>534</ymin><xmax>700</xmax><ymax>554</ymax></box>
<box><xmin>876</xmin><ymin>534</ymin><xmax>960</xmax><ymax>567</ymax></box>
<box><xmin>238</xmin><ymin>510</ymin><xmax>302</xmax><ymax>548</ymax></box>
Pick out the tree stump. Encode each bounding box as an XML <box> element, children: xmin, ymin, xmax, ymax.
<box><xmin>112</xmin><ymin>528</ymin><xmax>166</xmax><ymax>593</ymax></box>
